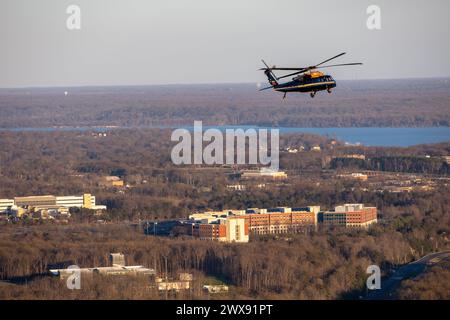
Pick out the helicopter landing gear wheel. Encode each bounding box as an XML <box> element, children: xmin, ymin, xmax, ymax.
<box><xmin>327</xmin><ymin>87</ymin><xmax>332</xmax><ymax>94</ymax></box>
<box><xmin>310</xmin><ymin>92</ymin><xmax>316</xmax><ymax>98</ymax></box>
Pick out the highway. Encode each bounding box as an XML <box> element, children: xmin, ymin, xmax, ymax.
<box><xmin>366</xmin><ymin>250</ymin><xmax>450</xmax><ymax>300</ymax></box>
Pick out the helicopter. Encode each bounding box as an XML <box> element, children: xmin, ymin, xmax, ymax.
<box><xmin>259</xmin><ymin>52</ymin><xmax>362</xmax><ymax>98</ymax></box>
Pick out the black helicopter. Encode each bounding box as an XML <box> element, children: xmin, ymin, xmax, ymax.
<box><xmin>260</xmin><ymin>52</ymin><xmax>362</xmax><ymax>98</ymax></box>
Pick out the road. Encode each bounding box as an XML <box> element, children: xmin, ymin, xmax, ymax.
<box><xmin>366</xmin><ymin>250</ymin><xmax>450</xmax><ymax>300</ymax></box>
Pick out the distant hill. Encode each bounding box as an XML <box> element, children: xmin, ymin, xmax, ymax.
<box><xmin>1</xmin><ymin>78</ymin><xmax>449</xmax><ymax>128</ymax></box>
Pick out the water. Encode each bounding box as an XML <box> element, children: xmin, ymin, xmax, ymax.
<box><xmin>276</xmin><ymin>127</ymin><xmax>450</xmax><ymax>147</ymax></box>
<box><xmin>175</xmin><ymin>125</ymin><xmax>450</xmax><ymax>147</ymax></box>
<box><xmin>1</xmin><ymin>126</ymin><xmax>110</xmax><ymax>133</ymax></box>
<box><xmin>1</xmin><ymin>126</ymin><xmax>449</xmax><ymax>147</ymax></box>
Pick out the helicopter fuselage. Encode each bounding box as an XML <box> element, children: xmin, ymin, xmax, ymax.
<box><xmin>274</xmin><ymin>74</ymin><xmax>336</xmax><ymax>94</ymax></box>
<box><xmin>260</xmin><ymin>53</ymin><xmax>361</xmax><ymax>98</ymax></box>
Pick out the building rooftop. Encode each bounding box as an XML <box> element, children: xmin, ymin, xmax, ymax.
<box><xmin>49</xmin><ymin>253</ymin><xmax>155</xmax><ymax>277</ymax></box>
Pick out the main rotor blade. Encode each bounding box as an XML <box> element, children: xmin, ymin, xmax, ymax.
<box><xmin>261</xmin><ymin>59</ymin><xmax>270</xmax><ymax>69</ymax></box>
<box><xmin>262</xmin><ymin>53</ymin><xmax>356</xmax><ymax>80</ymax></box>
<box><xmin>259</xmin><ymin>85</ymin><xmax>276</xmax><ymax>91</ymax></box>
<box><xmin>316</xmin><ymin>62</ymin><xmax>363</xmax><ymax>69</ymax></box>
<box><xmin>266</xmin><ymin>53</ymin><xmax>347</xmax><ymax>71</ymax></box>
<box><xmin>276</xmin><ymin>69</ymin><xmax>308</xmax><ymax>80</ymax></box>
<box><xmin>315</xmin><ymin>52</ymin><xmax>346</xmax><ymax>67</ymax></box>
<box><xmin>261</xmin><ymin>67</ymin><xmax>307</xmax><ymax>71</ymax></box>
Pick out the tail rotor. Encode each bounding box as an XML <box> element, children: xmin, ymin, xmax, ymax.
<box><xmin>260</xmin><ymin>60</ymin><xmax>279</xmax><ymax>87</ymax></box>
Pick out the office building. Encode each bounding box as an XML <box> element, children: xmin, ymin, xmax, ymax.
<box><xmin>321</xmin><ymin>204</ymin><xmax>377</xmax><ymax>228</ymax></box>
<box><xmin>15</xmin><ymin>195</ymin><xmax>56</xmax><ymax>207</ymax></box>
<box><xmin>55</xmin><ymin>194</ymin><xmax>96</xmax><ymax>209</ymax></box>
<box><xmin>156</xmin><ymin>204</ymin><xmax>377</xmax><ymax>243</ymax></box>
<box><xmin>230</xmin><ymin>206</ymin><xmax>319</xmax><ymax>235</ymax></box>
<box><xmin>1</xmin><ymin>193</ymin><xmax>106</xmax><ymax>218</ymax></box>
<box><xmin>188</xmin><ymin>206</ymin><xmax>320</xmax><ymax>240</ymax></box>
<box><xmin>50</xmin><ymin>253</ymin><xmax>154</xmax><ymax>279</ymax></box>
<box><xmin>99</xmin><ymin>176</ymin><xmax>124</xmax><ymax>187</ymax></box>
<box><xmin>0</xmin><ymin>199</ymin><xmax>14</xmax><ymax>212</ymax></box>
<box><xmin>241</xmin><ymin>168</ymin><xmax>288</xmax><ymax>179</ymax></box>
<box><xmin>190</xmin><ymin>217</ymin><xmax>249</xmax><ymax>243</ymax></box>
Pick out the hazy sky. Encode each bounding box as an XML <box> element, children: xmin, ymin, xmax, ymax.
<box><xmin>1</xmin><ymin>0</ymin><xmax>450</xmax><ymax>87</ymax></box>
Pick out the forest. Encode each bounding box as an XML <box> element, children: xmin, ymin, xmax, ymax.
<box><xmin>0</xmin><ymin>130</ymin><xmax>449</xmax><ymax>220</ymax></box>
<box><xmin>0</xmin><ymin>186</ymin><xmax>449</xmax><ymax>300</ymax></box>
<box><xmin>330</xmin><ymin>155</ymin><xmax>449</xmax><ymax>175</ymax></box>
<box><xmin>0</xmin><ymin>130</ymin><xmax>448</xmax><ymax>220</ymax></box>
<box><xmin>396</xmin><ymin>257</ymin><xmax>450</xmax><ymax>299</ymax></box>
<box><xmin>1</xmin><ymin>78</ymin><xmax>450</xmax><ymax>129</ymax></box>
<box><xmin>0</xmin><ymin>128</ymin><xmax>449</xmax><ymax>299</ymax></box>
